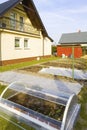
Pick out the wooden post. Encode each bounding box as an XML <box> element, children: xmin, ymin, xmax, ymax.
<box><xmin>72</xmin><ymin>46</ymin><xmax>74</xmax><ymax>80</ymax></box>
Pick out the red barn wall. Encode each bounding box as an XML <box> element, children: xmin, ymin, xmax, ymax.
<box><xmin>57</xmin><ymin>45</ymin><xmax>82</xmax><ymax>58</ymax></box>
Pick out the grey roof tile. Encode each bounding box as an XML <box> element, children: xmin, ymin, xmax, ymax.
<box><xmin>0</xmin><ymin>0</ymin><xmax>22</xmax><ymax>16</ymax></box>
<box><xmin>59</xmin><ymin>32</ymin><xmax>87</xmax><ymax>45</ymax></box>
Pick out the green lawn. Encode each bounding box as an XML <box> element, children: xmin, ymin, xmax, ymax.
<box><xmin>0</xmin><ymin>117</ymin><xmax>22</xmax><ymax>130</ymax></box>
<box><xmin>74</xmin><ymin>85</ymin><xmax>87</xmax><ymax>130</ymax></box>
<box><xmin>0</xmin><ymin>57</ymin><xmax>87</xmax><ymax>130</ymax></box>
<box><xmin>0</xmin><ymin>57</ymin><xmax>58</xmax><ymax>72</ymax></box>
<box><xmin>0</xmin><ymin>117</ymin><xmax>34</xmax><ymax>130</ymax></box>
<box><xmin>0</xmin><ymin>83</ymin><xmax>87</xmax><ymax>130</ymax></box>
<box><xmin>0</xmin><ymin>84</ymin><xmax>35</xmax><ymax>130</ymax></box>
<box><xmin>0</xmin><ymin>84</ymin><xmax>6</xmax><ymax>94</ymax></box>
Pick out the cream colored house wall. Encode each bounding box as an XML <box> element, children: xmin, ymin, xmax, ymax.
<box><xmin>1</xmin><ymin>32</ymin><xmax>45</xmax><ymax>60</ymax></box>
<box><xmin>44</xmin><ymin>37</ymin><xmax>52</xmax><ymax>55</ymax></box>
<box><xmin>0</xmin><ymin>3</ymin><xmax>52</xmax><ymax>62</ymax></box>
<box><xmin>0</xmin><ymin>33</ymin><xmax>1</xmax><ymax>60</ymax></box>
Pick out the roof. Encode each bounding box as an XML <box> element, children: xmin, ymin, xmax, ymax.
<box><xmin>0</xmin><ymin>0</ymin><xmax>53</xmax><ymax>41</ymax></box>
<box><xmin>59</xmin><ymin>32</ymin><xmax>87</xmax><ymax>45</ymax></box>
<box><xmin>0</xmin><ymin>0</ymin><xmax>22</xmax><ymax>16</ymax></box>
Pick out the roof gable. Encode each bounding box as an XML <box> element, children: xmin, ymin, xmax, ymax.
<box><xmin>0</xmin><ymin>0</ymin><xmax>22</xmax><ymax>16</ymax></box>
<box><xmin>0</xmin><ymin>0</ymin><xmax>53</xmax><ymax>41</ymax></box>
<box><xmin>59</xmin><ymin>32</ymin><xmax>87</xmax><ymax>45</ymax></box>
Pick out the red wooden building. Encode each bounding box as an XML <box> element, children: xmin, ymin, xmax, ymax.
<box><xmin>57</xmin><ymin>32</ymin><xmax>87</xmax><ymax>58</ymax></box>
<box><xmin>57</xmin><ymin>45</ymin><xmax>82</xmax><ymax>58</ymax></box>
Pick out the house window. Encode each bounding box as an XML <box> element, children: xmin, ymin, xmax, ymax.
<box><xmin>20</xmin><ymin>16</ymin><xmax>24</xmax><ymax>31</ymax></box>
<box><xmin>15</xmin><ymin>38</ymin><xmax>20</xmax><ymax>48</ymax></box>
<box><xmin>24</xmin><ymin>39</ymin><xmax>29</xmax><ymax>49</ymax></box>
<box><xmin>10</xmin><ymin>12</ymin><xmax>16</xmax><ymax>29</ymax></box>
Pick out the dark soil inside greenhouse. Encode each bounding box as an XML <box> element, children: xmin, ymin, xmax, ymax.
<box><xmin>9</xmin><ymin>92</ymin><xmax>65</xmax><ymax>121</ymax></box>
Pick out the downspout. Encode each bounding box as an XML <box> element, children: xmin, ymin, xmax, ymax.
<box><xmin>40</xmin><ymin>30</ymin><xmax>44</xmax><ymax>57</ymax></box>
<box><xmin>0</xmin><ymin>29</ymin><xmax>3</xmax><ymax>65</ymax></box>
<box><xmin>0</xmin><ymin>32</ymin><xmax>1</xmax><ymax>62</ymax></box>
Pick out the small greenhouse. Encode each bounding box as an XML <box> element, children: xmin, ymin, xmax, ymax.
<box><xmin>0</xmin><ymin>82</ymin><xmax>80</xmax><ymax>130</ymax></box>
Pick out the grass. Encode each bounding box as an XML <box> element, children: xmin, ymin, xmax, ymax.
<box><xmin>0</xmin><ymin>57</ymin><xmax>87</xmax><ymax>130</ymax></box>
<box><xmin>74</xmin><ymin>85</ymin><xmax>87</xmax><ymax>130</ymax></box>
<box><xmin>0</xmin><ymin>84</ymin><xmax>87</xmax><ymax>130</ymax></box>
<box><xmin>0</xmin><ymin>114</ymin><xmax>35</xmax><ymax>130</ymax></box>
<box><xmin>0</xmin><ymin>57</ymin><xmax>86</xmax><ymax>72</ymax></box>
<box><xmin>0</xmin><ymin>57</ymin><xmax>58</xmax><ymax>72</ymax></box>
<box><xmin>0</xmin><ymin>116</ymin><xmax>35</xmax><ymax>130</ymax></box>
<box><xmin>0</xmin><ymin>117</ymin><xmax>22</xmax><ymax>130</ymax></box>
<box><xmin>0</xmin><ymin>84</ymin><xmax>6</xmax><ymax>94</ymax></box>
<box><xmin>0</xmin><ymin>84</ymin><xmax>35</xmax><ymax>130</ymax></box>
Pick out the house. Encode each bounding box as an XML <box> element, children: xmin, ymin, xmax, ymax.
<box><xmin>57</xmin><ymin>45</ymin><xmax>82</xmax><ymax>58</ymax></box>
<box><xmin>57</xmin><ymin>32</ymin><xmax>87</xmax><ymax>58</ymax></box>
<box><xmin>0</xmin><ymin>0</ymin><xmax>53</xmax><ymax>66</ymax></box>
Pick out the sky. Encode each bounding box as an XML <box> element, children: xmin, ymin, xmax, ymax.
<box><xmin>1</xmin><ymin>0</ymin><xmax>87</xmax><ymax>43</ymax></box>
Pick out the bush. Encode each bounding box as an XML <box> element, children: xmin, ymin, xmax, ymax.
<box><xmin>52</xmin><ymin>45</ymin><xmax>57</xmax><ymax>55</ymax></box>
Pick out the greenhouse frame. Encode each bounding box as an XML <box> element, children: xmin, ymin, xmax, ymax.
<box><xmin>0</xmin><ymin>82</ymin><xmax>80</xmax><ymax>130</ymax></box>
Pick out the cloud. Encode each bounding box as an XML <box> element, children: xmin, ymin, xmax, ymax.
<box><xmin>45</xmin><ymin>12</ymin><xmax>75</xmax><ymax>22</ymax></box>
<box><xmin>33</xmin><ymin>0</ymin><xmax>54</xmax><ymax>9</ymax></box>
<box><xmin>60</xmin><ymin>6</ymin><xmax>87</xmax><ymax>14</ymax></box>
<box><xmin>1</xmin><ymin>0</ymin><xmax>87</xmax><ymax>42</ymax></box>
<box><xmin>39</xmin><ymin>5</ymin><xmax>87</xmax><ymax>42</ymax></box>
<box><xmin>73</xmin><ymin>7</ymin><xmax>87</xmax><ymax>13</ymax></box>
<box><xmin>0</xmin><ymin>0</ymin><xmax>7</xmax><ymax>3</ymax></box>
<box><xmin>39</xmin><ymin>9</ymin><xmax>76</xmax><ymax>27</ymax></box>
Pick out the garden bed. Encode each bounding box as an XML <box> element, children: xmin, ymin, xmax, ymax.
<box><xmin>8</xmin><ymin>92</ymin><xmax>65</xmax><ymax>121</ymax></box>
<box><xmin>19</xmin><ymin>65</ymin><xmax>43</xmax><ymax>73</ymax></box>
<box><xmin>18</xmin><ymin>58</ymin><xmax>87</xmax><ymax>73</ymax></box>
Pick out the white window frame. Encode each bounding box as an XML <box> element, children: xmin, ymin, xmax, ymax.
<box><xmin>24</xmin><ymin>38</ymin><xmax>30</xmax><ymax>49</ymax></box>
<box><xmin>15</xmin><ymin>38</ymin><xmax>22</xmax><ymax>49</ymax></box>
